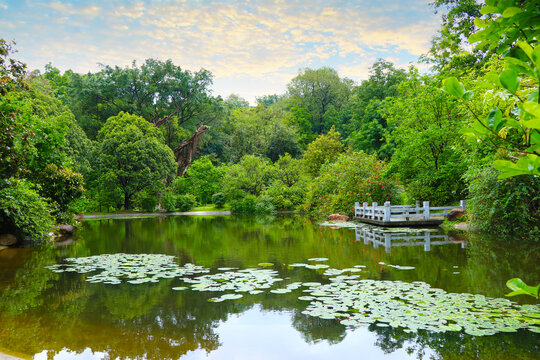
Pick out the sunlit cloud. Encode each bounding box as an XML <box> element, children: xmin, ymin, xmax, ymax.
<box><xmin>0</xmin><ymin>0</ymin><xmax>440</xmax><ymax>102</ymax></box>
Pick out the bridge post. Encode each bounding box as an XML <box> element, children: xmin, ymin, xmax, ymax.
<box><xmin>372</xmin><ymin>202</ymin><xmax>378</xmax><ymax>220</ymax></box>
<box><xmin>424</xmin><ymin>232</ymin><xmax>431</xmax><ymax>251</ymax></box>
<box><xmin>384</xmin><ymin>201</ymin><xmax>391</xmax><ymax>222</ymax></box>
<box><xmin>460</xmin><ymin>200</ymin><xmax>466</xmax><ymax>211</ymax></box>
<box><xmin>384</xmin><ymin>233</ymin><xmax>391</xmax><ymax>253</ymax></box>
<box><xmin>423</xmin><ymin>201</ymin><xmax>430</xmax><ymax>220</ymax></box>
<box><xmin>363</xmin><ymin>202</ymin><xmax>368</xmax><ymax>218</ymax></box>
<box><xmin>355</xmin><ymin>202</ymin><xmax>359</xmax><ymax>217</ymax></box>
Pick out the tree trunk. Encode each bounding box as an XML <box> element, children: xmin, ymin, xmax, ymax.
<box><xmin>173</xmin><ymin>124</ymin><xmax>208</xmax><ymax>176</ymax></box>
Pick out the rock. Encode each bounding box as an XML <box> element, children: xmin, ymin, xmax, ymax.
<box><xmin>327</xmin><ymin>214</ymin><xmax>350</xmax><ymax>222</ymax></box>
<box><xmin>0</xmin><ymin>234</ymin><xmax>17</xmax><ymax>246</ymax></box>
<box><xmin>0</xmin><ymin>245</ymin><xmax>7</xmax><ymax>251</ymax></box>
<box><xmin>447</xmin><ymin>208</ymin><xmax>467</xmax><ymax>221</ymax></box>
<box><xmin>56</xmin><ymin>225</ymin><xmax>75</xmax><ymax>235</ymax></box>
<box><xmin>453</xmin><ymin>222</ymin><xmax>469</xmax><ymax>231</ymax></box>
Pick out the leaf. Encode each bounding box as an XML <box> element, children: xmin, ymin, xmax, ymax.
<box><xmin>487</xmin><ymin>108</ymin><xmax>503</xmax><ymax>131</ymax></box>
<box><xmin>480</xmin><ymin>5</ymin><xmax>498</xmax><ymax>15</ymax></box>
<box><xmin>442</xmin><ymin>77</ymin><xmax>465</xmax><ymax>99</ymax></box>
<box><xmin>522</xmin><ymin>102</ymin><xmax>540</xmax><ymax>118</ymax></box>
<box><xmin>473</xmin><ymin>18</ymin><xmax>487</xmax><ymax>28</ymax></box>
<box><xmin>506</xmin><ymin>278</ymin><xmax>540</xmax><ymax>299</ymax></box>
<box><xmin>502</xmin><ymin>7</ymin><xmax>522</xmax><ymax>18</ymax></box>
<box><xmin>499</xmin><ymin>69</ymin><xmax>520</xmax><ymax>93</ymax></box>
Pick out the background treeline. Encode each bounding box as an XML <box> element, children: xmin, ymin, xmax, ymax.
<box><xmin>1</xmin><ymin>0</ymin><xmax>538</xmax><ymax>242</ymax></box>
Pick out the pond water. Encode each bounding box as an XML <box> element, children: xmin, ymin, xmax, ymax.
<box><xmin>0</xmin><ymin>215</ymin><xmax>538</xmax><ymax>360</ymax></box>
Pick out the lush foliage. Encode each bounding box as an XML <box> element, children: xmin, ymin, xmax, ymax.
<box><xmin>173</xmin><ymin>155</ymin><xmax>224</xmax><ymax>204</ymax></box>
<box><xmin>97</xmin><ymin>112</ymin><xmax>176</xmax><ymax>209</ymax></box>
<box><xmin>304</xmin><ymin>151</ymin><xmax>400</xmax><ymax>217</ymax></box>
<box><xmin>0</xmin><ymin>179</ymin><xmax>54</xmax><ymax>241</ymax></box>
<box><xmin>302</xmin><ymin>127</ymin><xmax>343</xmax><ymax>177</ymax></box>
<box><xmin>466</xmin><ymin>166</ymin><xmax>539</xmax><ymax>239</ymax></box>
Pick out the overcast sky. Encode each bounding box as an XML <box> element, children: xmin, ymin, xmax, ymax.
<box><xmin>0</xmin><ymin>0</ymin><xmax>440</xmax><ymax>103</ymax></box>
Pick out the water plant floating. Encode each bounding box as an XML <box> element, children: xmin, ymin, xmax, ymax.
<box><xmin>45</xmin><ymin>253</ymin><xmax>209</xmax><ymax>284</ymax></box>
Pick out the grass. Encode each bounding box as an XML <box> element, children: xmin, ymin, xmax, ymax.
<box><xmin>192</xmin><ymin>204</ymin><xmax>230</xmax><ymax>211</ymax></box>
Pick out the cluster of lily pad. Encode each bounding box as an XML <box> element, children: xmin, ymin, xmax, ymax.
<box><xmin>184</xmin><ymin>268</ymin><xmax>284</xmax><ymax>301</ymax></box>
<box><xmin>45</xmin><ymin>253</ymin><xmax>209</xmax><ymax>284</ymax></box>
<box><xmin>45</xmin><ymin>253</ymin><xmax>540</xmax><ymax>336</ymax></box>
<box><xmin>299</xmin><ymin>279</ymin><xmax>540</xmax><ymax>336</ymax></box>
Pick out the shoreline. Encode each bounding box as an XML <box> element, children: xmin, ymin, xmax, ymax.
<box><xmin>82</xmin><ymin>210</ymin><xmax>231</xmax><ymax>219</ymax></box>
<box><xmin>0</xmin><ymin>352</ymin><xmax>25</xmax><ymax>360</ymax></box>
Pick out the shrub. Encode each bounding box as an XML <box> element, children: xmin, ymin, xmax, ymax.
<box><xmin>467</xmin><ymin>166</ymin><xmax>539</xmax><ymax>240</ymax></box>
<box><xmin>140</xmin><ymin>194</ymin><xmax>157</xmax><ymax>212</ymax></box>
<box><xmin>222</xmin><ymin>155</ymin><xmax>274</xmax><ymax>200</ymax></box>
<box><xmin>263</xmin><ymin>180</ymin><xmax>306</xmax><ymax>210</ymax></box>
<box><xmin>255</xmin><ymin>196</ymin><xmax>276</xmax><ymax>215</ymax></box>
<box><xmin>302</xmin><ymin>126</ymin><xmax>343</xmax><ymax>177</ymax></box>
<box><xmin>174</xmin><ymin>156</ymin><xmax>225</xmax><ymax>203</ymax></box>
<box><xmin>230</xmin><ymin>194</ymin><xmax>257</xmax><ymax>215</ymax></box>
<box><xmin>176</xmin><ymin>194</ymin><xmax>196</xmax><ymax>212</ymax></box>
<box><xmin>0</xmin><ymin>178</ymin><xmax>54</xmax><ymax>242</ymax></box>
<box><xmin>304</xmin><ymin>151</ymin><xmax>400</xmax><ymax>217</ymax></box>
<box><xmin>161</xmin><ymin>191</ymin><xmax>177</xmax><ymax>212</ymax></box>
<box><xmin>36</xmin><ymin>163</ymin><xmax>85</xmax><ymax>221</ymax></box>
<box><xmin>212</xmin><ymin>192</ymin><xmax>227</xmax><ymax>208</ymax></box>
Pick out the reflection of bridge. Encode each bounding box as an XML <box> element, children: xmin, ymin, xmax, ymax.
<box><xmin>355</xmin><ymin>227</ymin><xmax>466</xmax><ymax>253</ymax></box>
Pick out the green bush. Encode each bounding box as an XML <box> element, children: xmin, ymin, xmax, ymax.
<box><xmin>36</xmin><ymin>163</ymin><xmax>85</xmax><ymax>221</ymax></box>
<box><xmin>140</xmin><ymin>194</ymin><xmax>157</xmax><ymax>212</ymax></box>
<box><xmin>173</xmin><ymin>156</ymin><xmax>225</xmax><ymax>203</ymax></box>
<box><xmin>212</xmin><ymin>192</ymin><xmax>227</xmax><ymax>208</ymax></box>
<box><xmin>230</xmin><ymin>194</ymin><xmax>257</xmax><ymax>215</ymax></box>
<box><xmin>304</xmin><ymin>151</ymin><xmax>400</xmax><ymax>217</ymax></box>
<box><xmin>467</xmin><ymin>166</ymin><xmax>539</xmax><ymax>240</ymax></box>
<box><xmin>176</xmin><ymin>194</ymin><xmax>196</xmax><ymax>212</ymax></box>
<box><xmin>255</xmin><ymin>196</ymin><xmax>276</xmax><ymax>215</ymax></box>
<box><xmin>222</xmin><ymin>155</ymin><xmax>274</xmax><ymax>200</ymax></box>
<box><xmin>0</xmin><ymin>178</ymin><xmax>54</xmax><ymax>242</ymax></box>
<box><xmin>161</xmin><ymin>191</ymin><xmax>177</xmax><ymax>212</ymax></box>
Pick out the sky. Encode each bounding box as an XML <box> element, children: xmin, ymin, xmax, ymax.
<box><xmin>0</xmin><ymin>0</ymin><xmax>441</xmax><ymax>103</ymax></box>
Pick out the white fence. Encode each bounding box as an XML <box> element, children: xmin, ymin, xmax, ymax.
<box><xmin>355</xmin><ymin>227</ymin><xmax>466</xmax><ymax>253</ymax></box>
<box><xmin>354</xmin><ymin>200</ymin><xmax>466</xmax><ymax>222</ymax></box>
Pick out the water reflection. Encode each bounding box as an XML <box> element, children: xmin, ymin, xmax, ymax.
<box><xmin>355</xmin><ymin>226</ymin><xmax>466</xmax><ymax>253</ymax></box>
<box><xmin>0</xmin><ymin>215</ymin><xmax>538</xmax><ymax>360</ymax></box>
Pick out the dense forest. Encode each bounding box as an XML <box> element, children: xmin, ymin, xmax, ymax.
<box><xmin>0</xmin><ymin>0</ymin><xmax>538</xmax><ymax>243</ymax></box>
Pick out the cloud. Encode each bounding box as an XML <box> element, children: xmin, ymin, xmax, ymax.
<box><xmin>1</xmin><ymin>0</ymin><xmax>441</xmax><ymax>101</ymax></box>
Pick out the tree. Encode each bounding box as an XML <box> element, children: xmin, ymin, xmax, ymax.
<box><xmin>173</xmin><ymin>155</ymin><xmax>224</xmax><ymax>204</ymax></box>
<box><xmin>0</xmin><ymin>39</ymin><xmax>30</xmax><ymax>187</ymax></box>
<box><xmin>222</xmin><ymin>155</ymin><xmax>274</xmax><ymax>200</ymax></box>
<box><xmin>97</xmin><ymin>112</ymin><xmax>176</xmax><ymax>209</ymax></box>
<box><xmin>443</xmin><ymin>0</ymin><xmax>540</xmax><ymax>178</ymax></box>
<box><xmin>387</xmin><ymin>76</ymin><xmax>467</xmax><ymax>204</ymax></box>
<box><xmin>302</xmin><ymin>127</ymin><xmax>343</xmax><ymax>177</ymax></box>
<box><xmin>287</xmin><ymin>67</ymin><xmax>352</xmax><ymax>134</ymax></box>
<box><xmin>57</xmin><ymin>59</ymin><xmax>223</xmax><ymax>174</ymax></box>
<box><xmin>422</xmin><ymin>0</ymin><xmax>488</xmax><ymax>73</ymax></box>
<box><xmin>346</xmin><ymin>60</ymin><xmax>407</xmax><ymax>158</ymax></box>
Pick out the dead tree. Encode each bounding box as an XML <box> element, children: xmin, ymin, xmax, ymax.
<box><xmin>173</xmin><ymin>124</ymin><xmax>208</xmax><ymax>176</ymax></box>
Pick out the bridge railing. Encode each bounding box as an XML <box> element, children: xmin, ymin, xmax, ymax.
<box><xmin>354</xmin><ymin>200</ymin><xmax>466</xmax><ymax>222</ymax></box>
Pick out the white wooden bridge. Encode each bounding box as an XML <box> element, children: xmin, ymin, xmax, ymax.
<box><xmin>354</xmin><ymin>200</ymin><xmax>466</xmax><ymax>227</ymax></box>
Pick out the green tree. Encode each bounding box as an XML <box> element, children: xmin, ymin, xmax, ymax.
<box><xmin>97</xmin><ymin>112</ymin><xmax>176</xmax><ymax>209</ymax></box>
<box><xmin>346</xmin><ymin>60</ymin><xmax>407</xmax><ymax>158</ymax></box>
<box><xmin>387</xmin><ymin>75</ymin><xmax>467</xmax><ymax>204</ymax></box>
<box><xmin>287</xmin><ymin>67</ymin><xmax>352</xmax><ymax>134</ymax></box>
<box><xmin>302</xmin><ymin>127</ymin><xmax>343</xmax><ymax>177</ymax></box>
<box><xmin>173</xmin><ymin>155</ymin><xmax>224</xmax><ymax>204</ymax></box>
<box><xmin>304</xmin><ymin>151</ymin><xmax>400</xmax><ymax>217</ymax></box>
<box><xmin>222</xmin><ymin>155</ymin><xmax>274</xmax><ymax>200</ymax></box>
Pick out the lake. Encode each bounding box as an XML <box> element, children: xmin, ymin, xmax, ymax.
<box><xmin>0</xmin><ymin>214</ymin><xmax>538</xmax><ymax>359</ymax></box>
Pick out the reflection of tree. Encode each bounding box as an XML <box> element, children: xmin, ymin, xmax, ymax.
<box><xmin>0</xmin><ymin>244</ymin><xmax>58</xmax><ymax>314</ymax></box>
<box><xmin>371</xmin><ymin>325</ymin><xmax>540</xmax><ymax>360</ymax></box>
<box><xmin>292</xmin><ymin>313</ymin><xmax>346</xmax><ymax>345</ymax></box>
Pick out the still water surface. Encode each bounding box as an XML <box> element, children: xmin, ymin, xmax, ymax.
<box><xmin>0</xmin><ymin>215</ymin><xmax>538</xmax><ymax>359</ymax></box>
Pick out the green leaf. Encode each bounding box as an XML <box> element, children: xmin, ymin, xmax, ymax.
<box><xmin>523</xmin><ymin>117</ymin><xmax>540</xmax><ymax>129</ymax></box>
<box><xmin>468</xmin><ymin>29</ymin><xmax>490</xmax><ymax>43</ymax></box>
<box><xmin>517</xmin><ymin>41</ymin><xmax>534</xmax><ymax>60</ymax></box>
<box><xmin>487</xmin><ymin>108</ymin><xmax>503</xmax><ymax>131</ymax></box>
<box><xmin>463</xmin><ymin>90</ymin><xmax>474</xmax><ymax>101</ymax></box>
<box><xmin>474</xmin><ymin>18</ymin><xmax>488</xmax><ymax>28</ymax></box>
<box><xmin>523</xmin><ymin>102</ymin><xmax>540</xmax><ymax>117</ymax></box>
<box><xmin>480</xmin><ymin>5</ymin><xmax>498</xmax><ymax>15</ymax></box>
<box><xmin>442</xmin><ymin>77</ymin><xmax>465</xmax><ymax>99</ymax></box>
<box><xmin>502</xmin><ymin>7</ymin><xmax>522</xmax><ymax>18</ymax></box>
<box><xmin>499</xmin><ymin>69</ymin><xmax>520</xmax><ymax>93</ymax></box>
<box><xmin>506</xmin><ymin>278</ymin><xmax>540</xmax><ymax>299</ymax></box>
